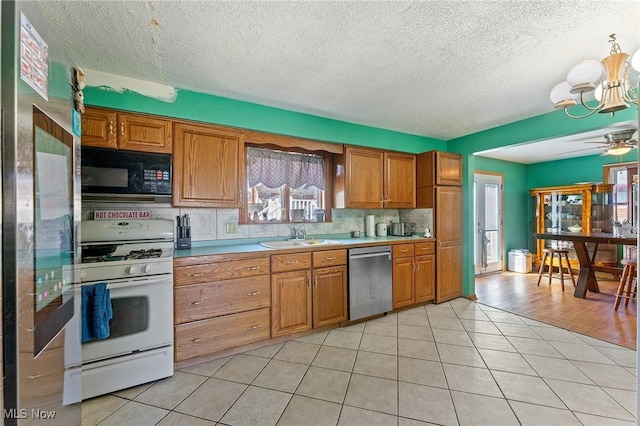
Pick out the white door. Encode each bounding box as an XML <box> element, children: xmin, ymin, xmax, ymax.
<box><xmin>474</xmin><ymin>173</ymin><xmax>503</xmax><ymax>275</ymax></box>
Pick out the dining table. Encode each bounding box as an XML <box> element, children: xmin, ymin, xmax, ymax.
<box><xmin>533</xmin><ymin>231</ymin><xmax>638</xmax><ymax>298</ymax></box>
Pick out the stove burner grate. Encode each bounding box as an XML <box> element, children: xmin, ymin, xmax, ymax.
<box><xmin>82</xmin><ymin>248</ymin><xmax>165</xmax><ymax>263</ymax></box>
<box><xmin>124</xmin><ymin>249</ymin><xmax>163</xmax><ymax>260</ymax></box>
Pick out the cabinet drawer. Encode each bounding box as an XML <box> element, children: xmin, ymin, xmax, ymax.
<box><xmin>175</xmin><ymin>308</ymin><xmax>270</xmax><ymax>362</ymax></box>
<box><xmin>174</xmin><ymin>257</ymin><xmax>269</xmax><ymax>285</ymax></box>
<box><xmin>393</xmin><ymin>243</ymin><xmax>415</xmax><ymax>258</ymax></box>
<box><xmin>175</xmin><ymin>275</ymin><xmax>270</xmax><ymax>324</ymax></box>
<box><xmin>313</xmin><ymin>249</ymin><xmax>347</xmax><ymax>267</ymax></box>
<box><xmin>271</xmin><ymin>252</ymin><xmax>312</xmax><ymax>273</ymax></box>
<box><xmin>415</xmin><ymin>242</ymin><xmax>435</xmax><ymax>255</ymax></box>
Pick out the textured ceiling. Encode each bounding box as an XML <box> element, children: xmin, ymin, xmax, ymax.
<box><xmin>38</xmin><ymin>1</ymin><xmax>640</xmax><ymax>147</ymax></box>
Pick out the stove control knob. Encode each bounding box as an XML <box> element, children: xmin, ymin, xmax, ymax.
<box><xmin>126</xmin><ymin>266</ymin><xmax>137</xmax><ymax>275</ymax></box>
<box><xmin>142</xmin><ymin>264</ymin><xmax>151</xmax><ymax>273</ymax></box>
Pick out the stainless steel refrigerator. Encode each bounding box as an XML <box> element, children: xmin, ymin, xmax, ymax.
<box><xmin>1</xmin><ymin>1</ymin><xmax>82</xmax><ymax>424</ymax></box>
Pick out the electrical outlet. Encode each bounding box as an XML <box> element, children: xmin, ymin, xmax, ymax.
<box><xmin>333</xmin><ymin>221</ymin><xmax>342</xmax><ymax>230</ymax></box>
<box><xmin>226</xmin><ymin>223</ymin><xmax>238</xmax><ymax>233</ymax></box>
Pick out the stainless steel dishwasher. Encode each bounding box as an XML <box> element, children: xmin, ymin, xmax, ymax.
<box><xmin>348</xmin><ymin>245</ymin><xmax>393</xmax><ymax>320</ymax></box>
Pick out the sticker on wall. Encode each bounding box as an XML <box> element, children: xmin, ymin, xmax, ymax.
<box><xmin>93</xmin><ymin>210</ymin><xmax>151</xmax><ymax>220</ymax></box>
<box><xmin>19</xmin><ymin>12</ymin><xmax>48</xmax><ymax>100</ymax></box>
<box><xmin>72</xmin><ymin>109</ymin><xmax>81</xmax><ymax>137</ymax></box>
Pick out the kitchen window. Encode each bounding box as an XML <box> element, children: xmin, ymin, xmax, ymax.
<box><xmin>244</xmin><ymin>146</ymin><xmax>331</xmax><ymax>223</ymax></box>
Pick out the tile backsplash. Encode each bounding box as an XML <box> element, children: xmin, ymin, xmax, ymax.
<box><xmin>82</xmin><ymin>202</ymin><xmax>433</xmax><ymax>242</ymax></box>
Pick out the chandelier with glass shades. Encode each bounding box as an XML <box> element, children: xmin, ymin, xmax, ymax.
<box><xmin>550</xmin><ymin>34</ymin><xmax>640</xmax><ymax>119</ymax></box>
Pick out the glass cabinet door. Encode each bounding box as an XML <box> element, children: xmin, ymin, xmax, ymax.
<box><xmin>542</xmin><ymin>191</ymin><xmax>583</xmax><ymax>234</ymax></box>
<box><xmin>592</xmin><ymin>188</ymin><xmax>614</xmax><ymax>233</ymax></box>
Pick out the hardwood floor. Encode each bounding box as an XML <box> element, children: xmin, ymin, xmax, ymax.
<box><xmin>475</xmin><ymin>271</ymin><xmax>637</xmax><ymax>349</ymax></box>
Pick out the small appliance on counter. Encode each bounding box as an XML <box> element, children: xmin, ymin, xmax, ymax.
<box><xmin>176</xmin><ymin>214</ymin><xmax>191</xmax><ymax>249</ymax></box>
<box><xmin>389</xmin><ymin>222</ymin><xmax>416</xmax><ymax>236</ymax></box>
<box><xmin>376</xmin><ymin>223</ymin><xmax>388</xmax><ymax>236</ymax></box>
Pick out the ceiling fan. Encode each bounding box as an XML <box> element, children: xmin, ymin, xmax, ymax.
<box><xmin>588</xmin><ymin>129</ymin><xmax>638</xmax><ymax>156</ymax></box>
<box><xmin>556</xmin><ymin>129</ymin><xmax>638</xmax><ymax>156</ymax></box>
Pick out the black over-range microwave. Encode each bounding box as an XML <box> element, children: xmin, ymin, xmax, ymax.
<box><xmin>81</xmin><ymin>146</ymin><xmax>172</xmax><ymax>197</ymax></box>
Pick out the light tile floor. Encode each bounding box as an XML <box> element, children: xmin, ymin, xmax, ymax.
<box><xmin>82</xmin><ymin>298</ymin><xmax>637</xmax><ymax>425</ymax></box>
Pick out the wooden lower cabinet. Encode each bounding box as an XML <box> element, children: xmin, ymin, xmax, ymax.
<box><xmin>392</xmin><ymin>256</ymin><xmax>415</xmax><ymax>309</ymax></box>
<box><xmin>175</xmin><ymin>308</ymin><xmax>270</xmax><ymax>362</ymax></box>
<box><xmin>392</xmin><ymin>242</ymin><xmax>435</xmax><ymax>309</ymax></box>
<box><xmin>174</xmin><ymin>254</ymin><xmax>271</xmax><ymax>363</ymax></box>
<box><xmin>415</xmin><ymin>254</ymin><xmax>435</xmax><ymax>303</ymax></box>
<box><xmin>436</xmin><ymin>241</ymin><xmax>463</xmax><ymax>303</ymax></box>
<box><xmin>271</xmin><ymin>269</ymin><xmax>312</xmax><ymax>337</ymax></box>
<box><xmin>174</xmin><ymin>275</ymin><xmax>270</xmax><ymax>324</ymax></box>
<box><xmin>272</xmin><ymin>249</ymin><xmax>347</xmax><ymax>337</ymax></box>
<box><xmin>313</xmin><ymin>265</ymin><xmax>347</xmax><ymax>328</ymax></box>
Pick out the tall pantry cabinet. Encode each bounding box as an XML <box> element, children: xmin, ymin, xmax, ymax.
<box><xmin>416</xmin><ymin>151</ymin><xmax>463</xmax><ymax>303</ymax></box>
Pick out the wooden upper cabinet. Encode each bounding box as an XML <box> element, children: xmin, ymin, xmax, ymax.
<box><xmin>119</xmin><ymin>113</ymin><xmax>172</xmax><ymax>153</ymax></box>
<box><xmin>81</xmin><ymin>107</ymin><xmax>117</xmax><ymax>148</ymax></box>
<box><xmin>173</xmin><ymin>122</ymin><xmax>244</xmax><ymax>207</ymax></box>
<box><xmin>334</xmin><ymin>146</ymin><xmax>415</xmax><ymax>209</ymax></box>
<box><xmin>342</xmin><ymin>147</ymin><xmax>384</xmax><ymax>208</ymax></box>
<box><xmin>417</xmin><ymin>150</ymin><xmax>463</xmax><ymax>187</ymax></box>
<box><xmin>384</xmin><ymin>152</ymin><xmax>416</xmax><ymax>208</ymax></box>
<box><xmin>81</xmin><ymin>106</ymin><xmax>172</xmax><ymax>153</ymax></box>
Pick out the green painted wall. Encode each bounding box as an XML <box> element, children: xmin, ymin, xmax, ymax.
<box><xmin>474</xmin><ymin>156</ymin><xmax>529</xmax><ymax>262</ymax></box>
<box><xmin>526</xmin><ymin>151</ymin><xmax>638</xmax><ymax>189</ymax></box>
<box><xmin>83</xmin><ymin>86</ymin><xmax>447</xmax><ymax>154</ymax></box>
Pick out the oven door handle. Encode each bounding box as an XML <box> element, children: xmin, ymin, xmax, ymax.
<box><xmin>85</xmin><ymin>276</ymin><xmax>170</xmax><ymax>290</ymax></box>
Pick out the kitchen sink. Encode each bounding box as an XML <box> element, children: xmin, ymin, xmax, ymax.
<box><xmin>259</xmin><ymin>239</ymin><xmax>342</xmax><ymax>249</ymax></box>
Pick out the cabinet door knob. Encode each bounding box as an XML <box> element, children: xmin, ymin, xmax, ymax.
<box><xmin>325</xmin><ymin>256</ymin><xmax>336</xmax><ymax>261</ymax></box>
<box><xmin>248</xmin><ymin>325</ymin><xmax>260</xmax><ymax>330</ymax></box>
<box><xmin>246</xmin><ymin>266</ymin><xmax>261</xmax><ymax>271</ymax></box>
<box><xmin>190</xmin><ymin>272</ymin><xmax>204</xmax><ymax>277</ymax></box>
<box><xmin>120</xmin><ymin>121</ymin><xmax>125</xmax><ymax>136</ymax></box>
<box><xmin>248</xmin><ymin>291</ymin><xmax>261</xmax><ymax>296</ymax></box>
<box><xmin>191</xmin><ymin>338</ymin><xmax>203</xmax><ymax>343</ymax></box>
<box><xmin>191</xmin><ymin>300</ymin><xmax>203</xmax><ymax>305</ymax></box>
<box><xmin>108</xmin><ymin>121</ymin><xmax>114</xmax><ymax>136</ymax></box>
<box><xmin>286</xmin><ymin>260</ymin><xmax>299</xmax><ymax>265</ymax></box>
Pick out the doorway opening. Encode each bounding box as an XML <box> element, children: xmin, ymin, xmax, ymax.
<box><xmin>474</xmin><ymin>172</ymin><xmax>503</xmax><ymax>275</ymax></box>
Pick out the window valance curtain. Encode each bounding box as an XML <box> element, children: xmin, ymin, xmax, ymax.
<box><xmin>247</xmin><ymin>147</ymin><xmax>326</xmax><ymax>190</ymax></box>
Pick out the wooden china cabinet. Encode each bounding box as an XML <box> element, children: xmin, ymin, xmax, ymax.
<box><xmin>530</xmin><ymin>183</ymin><xmax>615</xmax><ymax>269</ymax></box>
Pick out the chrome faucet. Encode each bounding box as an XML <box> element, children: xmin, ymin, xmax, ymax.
<box><xmin>290</xmin><ymin>226</ymin><xmax>306</xmax><ymax>240</ymax></box>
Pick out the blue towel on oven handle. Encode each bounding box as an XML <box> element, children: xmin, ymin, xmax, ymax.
<box><xmin>81</xmin><ymin>282</ymin><xmax>113</xmax><ymax>343</ymax></box>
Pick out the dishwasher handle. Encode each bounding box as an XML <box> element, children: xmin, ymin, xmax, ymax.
<box><xmin>349</xmin><ymin>252</ymin><xmax>392</xmax><ymax>260</ymax></box>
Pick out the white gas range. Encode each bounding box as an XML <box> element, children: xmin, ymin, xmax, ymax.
<box><xmin>73</xmin><ymin>219</ymin><xmax>175</xmax><ymax>400</ymax></box>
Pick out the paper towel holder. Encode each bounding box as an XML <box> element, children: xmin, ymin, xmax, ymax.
<box><xmin>365</xmin><ymin>214</ymin><xmax>376</xmax><ymax>237</ymax></box>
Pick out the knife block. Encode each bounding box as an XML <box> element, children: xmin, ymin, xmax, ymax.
<box><xmin>176</xmin><ymin>236</ymin><xmax>191</xmax><ymax>250</ymax></box>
